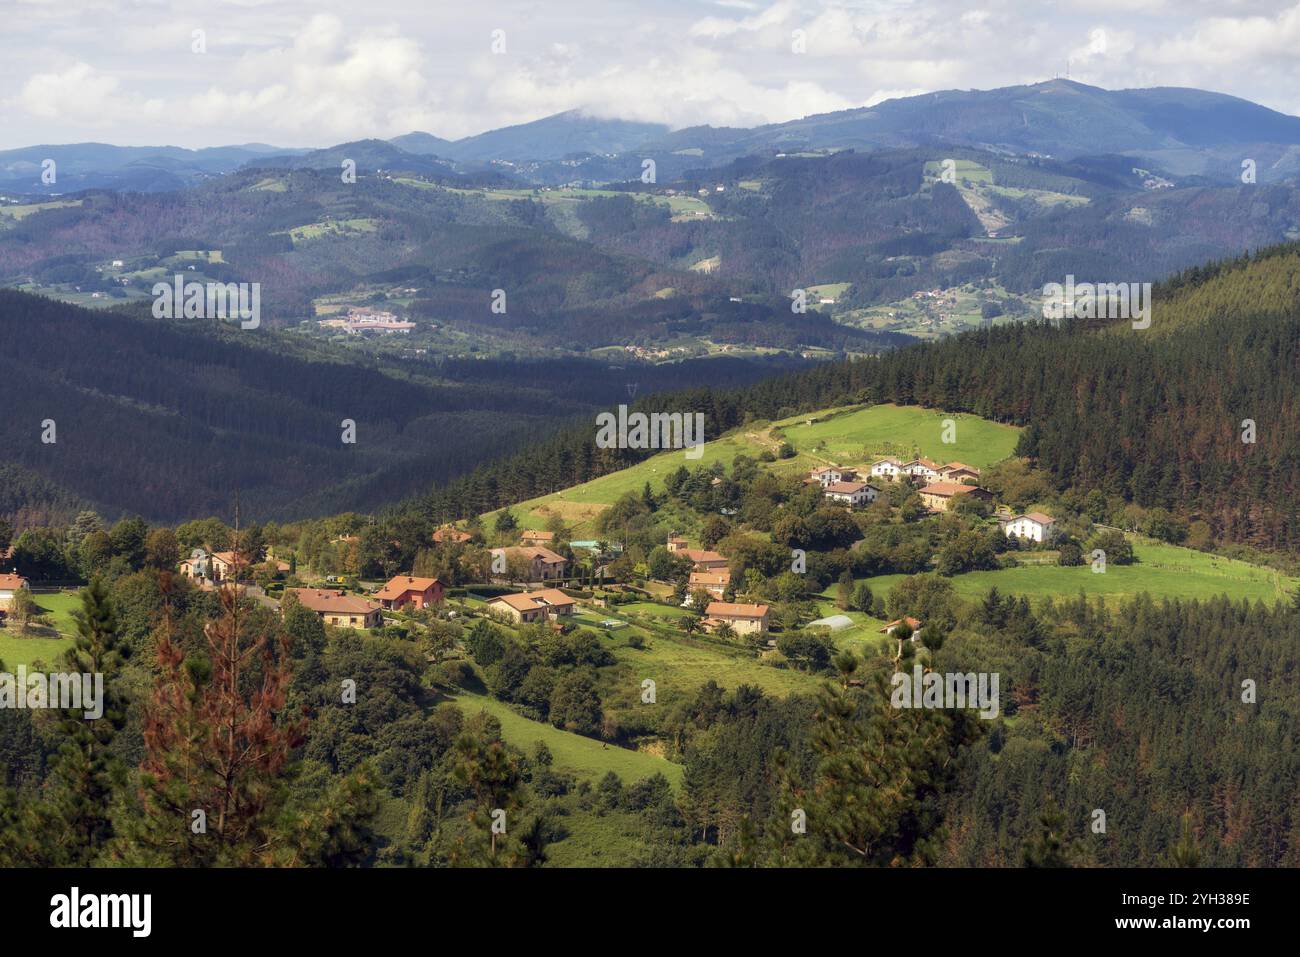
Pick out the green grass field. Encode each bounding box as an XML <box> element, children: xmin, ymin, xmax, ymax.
<box><xmin>831</xmin><ymin>539</ymin><xmax>1298</xmax><ymax>609</ymax></box>
<box><xmin>36</xmin><ymin>591</ymin><xmax>83</xmax><ymax>634</ymax></box>
<box><xmin>485</xmin><ymin>432</ymin><xmax>758</xmax><ymax>535</ymax></box>
<box><xmin>485</xmin><ymin>403</ymin><xmax>1020</xmax><ymax>536</ymax></box>
<box><xmin>611</xmin><ymin>629</ymin><xmax>819</xmax><ymax>702</ymax></box>
<box><xmin>0</xmin><ymin>633</ymin><xmax>72</xmax><ymax>669</ymax></box>
<box><xmin>0</xmin><ymin>590</ymin><xmax>81</xmax><ymax>667</ymax></box>
<box><xmin>450</xmin><ymin>691</ymin><xmax>683</xmax><ymax>787</ymax></box>
<box><xmin>774</xmin><ymin>403</ymin><xmax>1020</xmax><ymax>470</ymax></box>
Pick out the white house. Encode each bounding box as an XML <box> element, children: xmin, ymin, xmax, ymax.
<box><xmin>870</xmin><ymin>457</ymin><xmax>902</xmax><ymax>481</ymax></box>
<box><xmin>809</xmin><ymin>465</ymin><xmax>857</xmax><ymax>487</ymax></box>
<box><xmin>1003</xmin><ymin>512</ymin><xmax>1058</xmax><ymax>543</ymax></box>
<box><xmin>901</xmin><ymin>457</ymin><xmax>942</xmax><ymax>482</ymax></box>
<box><xmin>823</xmin><ymin>480</ymin><xmax>877</xmax><ymax>508</ymax></box>
<box><xmin>0</xmin><ymin>573</ymin><xmax>29</xmax><ymax>612</ymax></box>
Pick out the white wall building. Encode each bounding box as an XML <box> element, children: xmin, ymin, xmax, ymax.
<box><xmin>1003</xmin><ymin>512</ymin><xmax>1058</xmax><ymax>543</ymax></box>
<box><xmin>823</xmin><ymin>481</ymin><xmax>878</xmax><ymax>508</ymax></box>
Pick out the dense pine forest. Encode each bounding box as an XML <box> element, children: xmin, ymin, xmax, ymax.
<box><xmin>0</xmin><ymin>289</ymin><xmax>796</xmax><ymax>522</ymax></box>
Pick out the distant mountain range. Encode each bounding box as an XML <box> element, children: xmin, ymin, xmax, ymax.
<box><xmin>4</xmin><ymin>81</ymin><xmax>1300</xmax><ymax>196</ymax></box>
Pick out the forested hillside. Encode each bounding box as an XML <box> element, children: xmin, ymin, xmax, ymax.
<box><xmin>0</xmin><ymin>290</ymin><xmax>798</xmax><ymax>523</ymax></box>
<box><xmin>411</xmin><ymin>242</ymin><xmax>1300</xmax><ymax>553</ymax></box>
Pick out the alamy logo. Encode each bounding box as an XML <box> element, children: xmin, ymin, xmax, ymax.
<box><xmin>0</xmin><ymin>666</ymin><xmax>103</xmax><ymax>719</ymax></box>
<box><xmin>1042</xmin><ymin>274</ymin><xmax>1151</xmax><ymax>329</ymax></box>
<box><xmin>50</xmin><ymin>887</ymin><xmax>151</xmax><ymax>937</ymax></box>
<box><xmin>152</xmin><ymin>274</ymin><xmax>261</xmax><ymax>329</ymax></box>
<box><xmin>595</xmin><ymin>405</ymin><xmax>704</xmax><ymax>459</ymax></box>
<box><xmin>890</xmin><ymin>665</ymin><xmax>1000</xmax><ymax>719</ymax></box>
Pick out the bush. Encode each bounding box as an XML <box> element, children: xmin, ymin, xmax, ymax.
<box><xmin>1086</xmin><ymin>529</ymin><xmax>1135</xmax><ymax>565</ymax></box>
<box><xmin>1057</xmin><ymin>541</ymin><xmax>1084</xmax><ymax>566</ymax></box>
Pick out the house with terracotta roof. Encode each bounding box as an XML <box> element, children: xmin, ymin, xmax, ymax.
<box><xmin>666</xmin><ymin>535</ymin><xmax>689</xmax><ymax>553</ymax></box>
<box><xmin>286</xmin><ymin>588</ymin><xmax>383</xmax><ymax>629</ymax></box>
<box><xmin>0</xmin><ymin>573</ymin><xmax>29</xmax><ymax>612</ymax></box>
<box><xmin>880</xmin><ymin>617</ymin><xmax>923</xmax><ymax>640</ymax></box>
<box><xmin>703</xmin><ymin>601</ymin><xmax>770</xmax><ymax>635</ymax></box>
<box><xmin>918</xmin><ymin>482</ymin><xmax>993</xmax><ymax>512</ymax></box>
<box><xmin>490</xmin><ymin>546</ymin><xmax>568</xmax><ymax>581</ymax></box>
<box><xmin>822</xmin><ymin>480</ymin><xmax>878</xmax><ymax>508</ymax></box>
<box><xmin>487</xmin><ymin>588</ymin><xmax>576</xmax><ymax>624</ymax></box>
<box><xmin>870</xmin><ymin>457</ymin><xmax>902</xmax><ymax>481</ymax></box>
<box><xmin>178</xmin><ymin>549</ymin><xmax>241</xmax><ymax>583</ymax></box>
<box><xmin>432</xmin><ymin>525</ymin><xmax>472</xmax><ymax>545</ymax></box>
<box><xmin>688</xmin><ymin>569</ymin><xmax>731</xmax><ymax>599</ymax></box>
<box><xmin>519</xmin><ymin>529</ymin><xmax>555</xmax><ymax>546</ymax></box>
<box><xmin>1001</xmin><ymin>512</ymin><xmax>1058</xmax><ymax>543</ymax></box>
<box><xmin>680</xmin><ymin>548</ymin><xmax>728</xmax><ymax>571</ymax></box>
<box><xmin>808</xmin><ymin>465</ymin><xmax>858</xmax><ymax>487</ymax></box>
<box><xmin>939</xmin><ymin>462</ymin><xmax>982</xmax><ymax>482</ymax></box>
<box><xmin>373</xmin><ymin>575</ymin><xmax>445</xmax><ymax>611</ymax></box>
<box><xmin>902</xmin><ymin>457</ymin><xmax>943</xmax><ymax>482</ymax></box>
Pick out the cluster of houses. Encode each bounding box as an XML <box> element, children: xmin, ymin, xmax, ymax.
<box><xmin>667</xmin><ymin>534</ymin><xmax>731</xmax><ymax>598</ymax></box>
<box><xmin>807</xmin><ymin>457</ymin><xmax>991</xmax><ymax>512</ymax></box>
<box><xmin>808</xmin><ymin>466</ymin><xmax>880</xmax><ymax>508</ymax></box>
<box><xmin>285</xmin><ymin>573</ymin><xmax>445</xmax><ymax>629</ymax></box>
<box><xmin>317</xmin><ymin>306</ymin><xmax>416</xmax><ymax>335</ymax></box>
<box><xmin>663</xmin><ymin>534</ymin><xmax>771</xmax><ymax>635</ymax></box>
<box><xmin>490</xmin><ymin>543</ymin><xmax>569</xmax><ymax>581</ymax></box>
<box><xmin>867</xmin><ymin>456</ymin><xmax>981</xmax><ymax>485</ymax></box>
<box><xmin>809</xmin><ymin>458</ymin><xmax>1061</xmax><ymax>534</ymax></box>
<box><xmin>178</xmin><ymin>550</ymin><xmax>291</xmax><ymax>587</ymax></box>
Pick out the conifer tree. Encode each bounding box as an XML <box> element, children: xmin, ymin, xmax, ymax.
<box><xmin>2</xmin><ymin>579</ymin><xmax>127</xmax><ymax>866</ymax></box>
<box><xmin>115</xmin><ymin>580</ymin><xmax>307</xmax><ymax>865</ymax></box>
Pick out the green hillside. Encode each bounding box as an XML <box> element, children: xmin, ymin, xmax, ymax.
<box><xmin>487</xmin><ymin>403</ymin><xmax>1022</xmax><ymax>535</ymax></box>
<box><xmin>831</xmin><ymin>538</ymin><xmax>1299</xmax><ymax>609</ymax></box>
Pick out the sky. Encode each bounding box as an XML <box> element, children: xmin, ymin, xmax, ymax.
<box><xmin>3</xmin><ymin>0</ymin><xmax>1299</xmax><ymax>149</ymax></box>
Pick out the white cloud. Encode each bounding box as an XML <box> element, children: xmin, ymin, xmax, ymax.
<box><xmin>1</xmin><ymin>0</ymin><xmax>1298</xmax><ymax>148</ymax></box>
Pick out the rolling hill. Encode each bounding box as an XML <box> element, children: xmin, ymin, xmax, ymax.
<box><xmin>0</xmin><ymin>289</ymin><xmax>800</xmax><ymax>523</ymax></box>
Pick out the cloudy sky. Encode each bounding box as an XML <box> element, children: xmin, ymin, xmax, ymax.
<box><xmin>3</xmin><ymin>0</ymin><xmax>1299</xmax><ymax>149</ymax></box>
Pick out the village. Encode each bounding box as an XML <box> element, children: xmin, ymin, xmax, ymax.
<box><xmin>0</xmin><ymin>450</ymin><xmax>1058</xmax><ymax>666</ymax></box>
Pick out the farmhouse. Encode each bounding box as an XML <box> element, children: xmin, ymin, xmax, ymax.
<box><xmin>373</xmin><ymin>575</ymin><xmax>444</xmax><ymax>611</ymax></box>
<box><xmin>491</xmin><ymin>545</ymin><xmax>568</xmax><ymax>581</ymax></box>
<box><xmin>808</xmin><ymin>465</ymin><xmax>858</xmax><ymax>487</ymax></box>
<box><xmin>823</xmin><ymin>480</ymin><xmax>878</xmax><ymax>508</ymax></box>
<box><xmin>0</xmin><ymin>573</ymin><xmax>29</xmax><ymax>611</ymax></box>
<box><xmin>680</xmin><ymin>548</ymin><xmax>729</xmax><ymax>571</ymax></box>
<box><xmin>178</xmin><ymin>550</ymin><xmax>240</xmax><ymax>583</ymax></box>
<box><xmin>286</xmin><ymin>588</ymin><xmax>383</xmax><ymax>629</ymax></box>
<box><xmin>881</xmin><ymin>616</ymin><xmax>923</xmax><ymax>638</ymax></box>
<box><xmin>870</xmin><ymin>457</ymin><xmax>902</xmax><ymax>481</ymax></box>
<box><xmin>666</xmin><ymin>535</ymin><xmax>689</xmax><ymax>553</ymax></box>
<box><xmin>901</xmin><ymin>457</ymin><xmax>943</xmax><ymax>482</ymax></box>
<box><xmin>1002</xmin><ymin>512</ymin><xmax>1059</xmax><ymax>543</ymax></box>
<box><xmin>939</xmin><ymin>462</ymin><xmax>982</xmax><ymax>483</ymax></box>
<box><xmin>918</xmin><ymin>482</ymin><xmax>993</xmax><ymax>512</ymax></box>
<box><xmin>432</xmin><ymin>525</ymin><xmax>472</xmax><ymax>545</ymax></box>
<box><xmin>488</xmin><ymin>588</ymin><xmax>576</xmax><ymax>624</ymax></box>
<box><xmin>703</xmin><ymin>601</ymin><xmax>770</xmax><ymax>635</ymax></box>
<box><xmin>688</xmin><ymin>569</ymin><xmax>731</xmax><ymax>599</ymax></box>
<box><xmin>519</xmin><ymin>530</ymin><xmax>555</xmax><ymax>546</ymax></box>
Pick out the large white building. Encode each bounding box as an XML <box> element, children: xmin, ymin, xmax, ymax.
<box><xmin>1003</xmin><ymin>512</ymin><xmax>1058</xmax><ymax>543</ymax></box>
<box><xmin>809</xmin><ymin>466</ymin><xmax>857</xmax><ymax>487</ymax></box>
<box><xmin>901</xmin><ymin>457</ymin><xmax>942</xmax><ymax>482</ymax></box>
<box><xmin>870</xmin><ymin>457</ymin><xmax>902</xmax><ymax>481</ymax></box>
<box><xmin>823</xmin><ymin>480</ymin><xmax>878</xmax><ymax>508</ymax></box>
